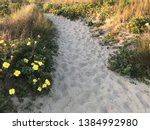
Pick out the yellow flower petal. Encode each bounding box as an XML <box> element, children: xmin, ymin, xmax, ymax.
<box><xmin>37</xmin><ymin>87</ymin><xmax>42</xmax><ymax>92</ymax></box>
<box><xmin>14</xmin><ymin>70</ymin><xmax>21</xmax><ymax>77</ymax></box>
<box><xmin>45</xmin><ymin>79</ymin><xmax>51</xmax><ymax>86</ymax></box>
<box><xmin>2</xmin><ymin>62</ymin><xmax>10</xmax><ymax>69</ymax></box>
<box><xmin>9</xmin><ymin>88</ymin><xmax>15</xmax><ymax>95</ymax></box>
<box><xmin>38</xmin><ymin>61</ymin><xmax>44</xmax><ymax>66</ymax></box>
<box><xmin>42</xmin><ymin>83</ymin><xmax>47</xmax><ymax>88</ymax></box>
<box><xmin>34</xmin><ymin>61</ymin><xmax>44</xmax><ymax>66</ymax></box>
<box><xmin>32</xmin><ymin>64</ymin><xmax>39</xmax><ymax>70</ymax></box>
<box><xmin>32</xmin><ymin>79</ymin><xmax>38</xmax><ymax>84</ymax></box>
<box><xmin>26</xmin><ymin>41</ymin><xmax>31</xmax><ymax>46</ymax></box>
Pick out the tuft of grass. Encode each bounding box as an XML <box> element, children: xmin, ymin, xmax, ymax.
<box><xmin>49</xmin><ymin>0</ymin><xmax>95</xmax><ymax>4</ymax></box>
<box><xmin>114</xmin><ymin>0</ymin><xmax>150</xmax><ymax>23</ymax></box>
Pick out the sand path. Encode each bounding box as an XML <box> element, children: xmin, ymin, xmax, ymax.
<box><xmin>32</xmin><ymin>15</ymin><xmax>150</xmax><ymax>112</ymax></box>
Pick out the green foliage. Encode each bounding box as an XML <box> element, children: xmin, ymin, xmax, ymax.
<box><xmin>103</xmin><ymin>0</ymin><xmax>115</xmax><ymax>5</ymax></box>
<box><xmin>0</xmin><ymin>31</ymin><xmax>57</xmax><ymax>97</ymax></box>
<box><xmin>108</xmin><ymin>39</ymin><xmax>150</xmax><ymax>80</ymax></box>
<box><xmin>47</xmin><ymin>3</ymin><xmax>102</xmax><ymax>20</ymax></box>
<box><xmin>0</xmin><ymin>0</ymin><xmax>23</xmax><ymax>17</ymax></box>
<box><xmin>0</xmin><ymin>0</ymin><xmax>10</xmax><ymax>16</ymax></box>
<box><xmin>128</xmin><ymin>17</ymin><xmax>150</xmax><ymax>33</ymax></box>
<box><xmin>0</xmin><ymin>5</ymin><xmax>58</xmax><ymax>112</ymax></box>
<box><xmin>45</xmin><ymin>2</ymin><xmax>114</xmax><ymax>24</ymax></box>
<box><xmin>0</xmin><ymin>91</ymin><xmax>17</xmax><ymax>112</ymax></box>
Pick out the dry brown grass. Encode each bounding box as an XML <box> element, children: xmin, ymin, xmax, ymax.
<box><xmin>114</xmin><ymin>0</ymin><xmax>150</xmax><ymax>23</ymax></box>
<box><xmin>0</xmin><ymin>4</ymin><xmax>48</xmax><ymax>39</ymax></box>
<box><xmin>45</xmin><ymin>0</ymin><xmax>97</xmax><ymax>4</ymax></box>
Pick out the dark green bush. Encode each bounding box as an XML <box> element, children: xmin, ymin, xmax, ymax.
<box><xmin>108</xmin><ymin>39</ymin><xmax>150</xmax><ymax>80</ymax></box>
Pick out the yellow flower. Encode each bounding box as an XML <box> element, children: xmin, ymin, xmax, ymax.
<box><xmin>26</xmin><ymin>41</ymin><xmax>31</xmax><ymax>46</ymax></box>
<box><xmin>32</xmin><ymin>79</ymin><xmax>38</xmax><ymax>84</ymax></box>
<box><xmin>9</xmin><ymin>88</ymin><xmax>15</xmax><ymax>95</ymax></box>
<box><xmin>32</xmin><ymin>64</ymin><xmax>39</xmax><ymax>70</ymax></box>
<box><xmin>14</xmin><ymin>70</ymin><xmax>21</xmax><ymax>77</ymax></box>
<box><xmin>2</xmin><ymin>62</ymin><xmax>10</xmax><ymax>69</ymax></box>
<box><xmin>37</xmin><ymin>87</ymin><xmax>42</xmax><ymax>92</ymax></box>
<box><xmin>24</xmin><ymin>58</ymin><xmax>29</xmax><ymax>63</ymax></box>
<box><xmin>34</xmin><ymin>61</ymin><xmax>38</xmax><ymax>63</ymax></box>
<box><xmin>0</xmin><ymin>40</ymin><xmax>4</xmax><ymax>44</ymax></box>
<box><xmin>42</xmin><ymin>83</ymin><xmax>47</xmax><ymax>88</ymax></box>
<box><xmin>34</xmin><ymin>61</ymin><xmax>44</xmax><ymax>66</ymax></box>
<box><xmin>45</xmin><ymin>79</ymin><xmax>51</xmax><ymax>86</ymax></box>
<box><xmin>38</xmin><ymin>61</ymin><xmax>44</xmax><ymax>66</ymax></box>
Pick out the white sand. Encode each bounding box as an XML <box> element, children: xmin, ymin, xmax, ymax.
<box><xmin>31</xmin><ymin>15</ymin><xmax>150</xmax><ymax>112</ymax></box>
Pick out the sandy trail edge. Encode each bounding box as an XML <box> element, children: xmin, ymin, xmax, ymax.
<box><xmin>20</xmin><ymin>15</ymin><xmax>150</xmax><ymax>112</ymax></box>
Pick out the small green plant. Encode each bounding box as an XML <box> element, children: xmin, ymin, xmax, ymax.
<box><xmin>108</xmin><ymin>38</ymin><xmax>150</xmax><ymax>80</ymax></box>
<box><xmin>127</xmin><ymin>17</ymin><xmax>150</xmax><ymax>33</ymax></box>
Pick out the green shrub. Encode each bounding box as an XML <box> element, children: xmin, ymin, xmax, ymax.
<box><xmin>108</xmin><ymin>39</ymin><xmax>150</xmax><ymax>80</ymax></box>
<box><xmin>0</xmin><ymin>0</ymin><xmax>10</xmax><ymax>16</ymax></box>
<box><xmin>127</xmin><ymin>17</ymin><xmax>150</xmax><ymax>33</ymax></box>
<box><xmin>0</xmin><ymin>5</ymin><xmax>58</xmax><ymax>111</ymax></box>
<box><xmin>49</xmin><ymin>3</ymin><xmax>102</xmax><ymax>20</ymax></box>
<box><xmin>0</xmin><ymin>91</ymin><xmax>17</xmax><ymax>112</ymax></box>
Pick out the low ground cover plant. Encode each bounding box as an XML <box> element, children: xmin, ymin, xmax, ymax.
<box><xmin>0</xmin><ymin>4</ymin><xmax>58</xmax><ymax>112</ymax></box>
<box><xmin>108</xmin><ymin>38</ymin><xmax>150</xmax><ymax>81</ymax></box>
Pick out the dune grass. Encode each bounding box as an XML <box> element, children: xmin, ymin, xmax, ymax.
<box><xmin>114</xmin><ymin>0</ymin><xmax>150</xmax><ymax>23</ymax></box>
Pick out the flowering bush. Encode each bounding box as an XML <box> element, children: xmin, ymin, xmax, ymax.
<box><xmin>0</xmin><ymin>4</ymin><xmax>58</xmax><ymax>112</ymax></box>
<box><xmin>0</xmin><ymin>35</ymin><xmax>54</xmax><ymax>97</ymax></box>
